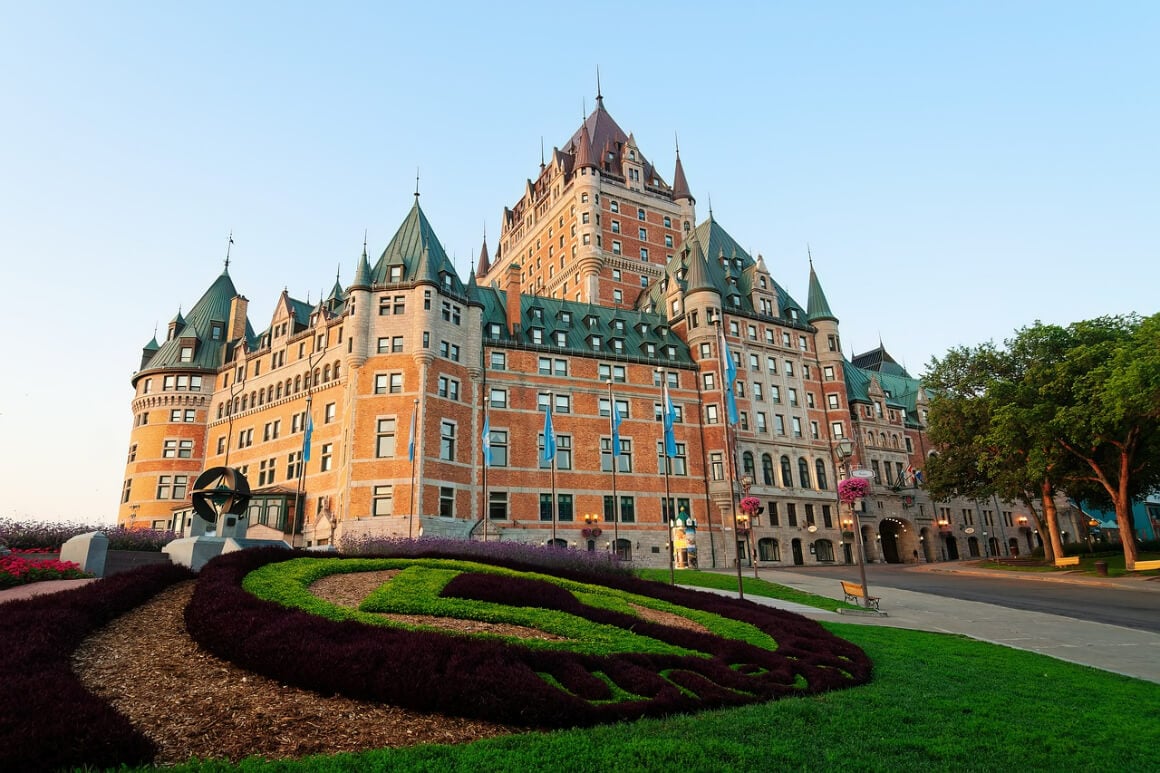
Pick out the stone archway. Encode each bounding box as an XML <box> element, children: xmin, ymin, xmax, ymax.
<box><xmin>944</xmin><ymin>534</ymin><xmax>960</xmax><ymax>560</ymax></box>
<box><xmin>878</xmin><ymin>517</ymin><xmax>916</xmax><ymax>564</ymax></box>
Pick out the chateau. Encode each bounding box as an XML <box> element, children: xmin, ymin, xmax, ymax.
<box><xmin>119</xmin><ymin>92</ymin><xmax>1070</xmax><ymax>567</ymax></box>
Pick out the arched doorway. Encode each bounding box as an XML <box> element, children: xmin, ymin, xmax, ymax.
<box><xmin>879</xmin><ymin>520</ymin><xmax>904</xmax><ymax>563</ymax></box>
<box><xmin>842</xmin><ymin>541</ymin><xmax>853</xmax><ymax>564</ymax></box>
<box><xmin>614</xmin><ymin>538</ymin><xmax>632</xmax><ymax>561</ymax></box>
<box><xmin>967</xmin><ymin>536</ymin><xmax>980</xmax><ymax>557</ymax></box>
<box><xmin>548</xmin><ymin>538</ymin><xmax>568</xmax><ymax>549</ymax></box>
<box><xmin>988</xmin><ymin>537</ymin><xmax>1000</xmax><ymax>557</ymax></box>
<box><xmin>1008</xmin><ymin>537</ymin><xmax>1020</xmax><ymax>557</ymax></box>
<box><xmin>945</xmin><ymin>535</ymin><xmax>960</xmax><ymax>560</ymax></box>
<box><xmin>586</xmin><ymin>539</ymin><xmax>596</xmax><ymax>552</ymax></box>
<box><xmin>791</xmin><ymin>538</ymin><xmax>804</xmax><ymax>566</ymax></box>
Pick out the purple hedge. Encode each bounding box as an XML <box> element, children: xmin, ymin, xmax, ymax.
<box><xmin>185</xmin><ymin>548</ymin><xmax>872</xmax><ymax>729</ymax></box>
<box><xmin>0</xmin><ymin>563</ymin><xmax>194</xmax><ymax>771</ymax></box>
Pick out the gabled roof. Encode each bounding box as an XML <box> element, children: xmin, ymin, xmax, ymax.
<box><xmin>844</xmin><ymin>347</ymin><xmax>929</xmax><ymax>428</ymax></box>
<box><xmin>370</xmin><ymin>198</ymin><xmax>464</xmax><ymax>296</ymax></box>
<box><xmin>852</xmin><ymin>345</ymin><xmax>911</xmax><ymax>378</ymax></box>
<box><xmin>639</xmin><ymin>215</ymin><xmax>808</xmax><ymax>325</ymax></box>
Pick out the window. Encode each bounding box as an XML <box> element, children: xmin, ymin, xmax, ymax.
<box><xmin>657</xmin><ymin>442</ymin><xmax>688</xmax><ymax>475</ymax></box>
<box><xmin>752</xmin><ymin>383</ymin><xmax>763</xmax><ymax>401</ymax></box>
<box><xmin>815</xmin><ymin>540</ymin><xmax>835</xmax><ymax>562</ymax></box>
<box><xmin>325</xmin><ymin>403</ymin><xmax>336</xmax><ymax>423</ymax></box>
<box><xmin>710</xmin><ymin>452</ymin><xmax>724</xmax><ymax>481</ymax></box>
<box><xmin>376</xmin><ymin>418</ymin><xmax>396</xmax><ymax>458</ymax></box>
<box><xmin>375</xmin><ymin>373</ymin><xmax>403</xmax><ymax>394</ymax></box>
<box><xmin>703</xmin><ymin>372</ymin><xmax>715</xmax><ymax>390</ymax></box>
<box><xmin>781</xmin><ymin>456</ymin><xmax>793</xmax><ymax>487</ymax></box>
<box><xmin>798</xmin><ymin>458</ymin><xmax>811</xmax><ymax>488</ymax></box>
<box><xmin>761</xmin><ymin>454</ymin><xmax>774</xmax><ymax>485</ymax></box>
<box><xmin>831</xmin><ymin>421</ymin><xmax>844</xmax><ymax>438</ymax></box>
<box><xmin>600</xmin><ymin>437</ymin><xmax>632</xmax><ymax>472</ymax></box>
<box><xmin>155</xmin><ymin>474</ymin><xmax>188</xmax><ymax>500</ymax></box>
<box><xmin>604</xmin><ymin>494</ymin><xmax>636</xmax><ymax>523</ymax></box>
<box><xmin>758</xmin><ymin>538</ymin><xmax>780</xmax><ymax>561</ymax></box>
<box><xmin>489</xmin><ymin>429</ymin><xmax>508</xmax><ymax>466</ymax></box>
<box><xmin>488</xmin><ymin>388</ymin><xmax>507</xmax><ymax>408</ymax></box>
<box><xmin>540</xmin><ymin>434</ymin><xmax>571</xmax><ymax>469</ymax></box>
<box><xmin>439</xmin><ymin>487</ymin><xmax>454</xmax><ymax>518</ymax></box>
<box><xmin>611</xmin><ymin>220</ymin><xmax>620</xmax><ymax>234</ymax></box>
<box><xmin>705</xmin><ymin>404</ymin><xmax>719</xmax><ymax>424</ymax></box>
<box><xmin>437</xmin><ymin>376</ymin><xmax>460</xmax><ymax>401</ymax></box>
<box><xmin>612</xmin><ymin>240</ymin><xmax>622</xmax><ymax>255</ymax></box>
<box><xmin>488</xmin><ymin>491</ymin><xmax>509</xmax><ymax>521</ymax></box>
<box><xmin>768</xmin><ymin>501</ymin><xmax>780</xmax><ymax>527</ymax></box>
<box><xmin>490</xmin><ymin>351</ymin><xmax>506</xmax><ymax>370</ymax></box>
<box><xmin>598</xmin><ymin>397</ymin><xmax>630</xmax><ymax>418</ymax></box>
<box><xmin>320</xmin><ymin>443</ymin><xmax>333</xmax><ymax>472</ymax></box>
<box><xmin>441</xmin><ymin>301</ymin><xmax>462</xmax><ymax>325</ymax></box>
<box><xmin>792</xmin><ymin>417</ymin><xmax>802</xmax><ymax>438</ymax></box>
<box><xmin>372</xmin><ymin>485</ymin><xmax>393</xmax><ymax>516</ymax></box>
<box><xmin>811</xmin><ymin>420</ymin><xmax>820</xmax><ymax>440</ymax></box>
<box><xmin>774</xmin><ymin>415</ymin><xmax>785</xmax><ymax>435</ymax></box>
<box><xmin>637</xmin><ymin>208</ymin><xmax>645</xmax><ymax>221</ymax></box>
<box><xmin>787</xmin><ymin>503</ymin><xmax>798</xmax><ymax>528</ymax></box>
<box><xmin>756</xmin><ymin>412</ymin><xmax>767</xmax><ymax>433</ymax></box>
<box><xmin>439</xmin><ymin>341</ymin><xmax>461</xmax><ymax>361</ymax></box>
<box><xmin>612</xmin><ymin>289</ymin><xmax>623</xmax><ymax>304</ymax></box>
<box><xmin>785</xmin><ymin>361</ymin><xmax>795</xmax><ymax>377</ymax></box>
<box><xmin>440</xmin><ymin>421</ymin><xmax>456</xmax><ymax>460</ymax></box>
<box><xmin>610</xmin><ymin>200</ymin><xmax>619</xmax><ymax>213</ymax></box>
<box><xmin>286</xmin><ymin>451</ymin><xmax>302</xmax><ymax>479</ymax></box>
<box><xmin>598</xmin><ymin>363</ymin><xmax>627</xmax><ymax>382</ymax></box>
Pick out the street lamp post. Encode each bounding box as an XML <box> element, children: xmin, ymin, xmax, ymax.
<box><xmin>835</xmin><ymin>438</ymin><xmax>872</xmax><ymax>606</ymax></box>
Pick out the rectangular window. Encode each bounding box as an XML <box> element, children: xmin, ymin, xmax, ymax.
<box><xmin>373</xmin><ymin>485</ymin><xmax>393</xmax><ymax>516</ymax></box>
<box><xmin>320</xmin><ymin>443</ymin><xmax>333</xmax><ymax>471</ymax></box>
<box><xmin>768</xmin><ymin>501</ymin><xmax>780</xmax><ymax>527</ymax></box>
<box><xmin>437</xmin><ymin>376</ymin><xmax>460</xmax><ymax>401</ymax></box>
<box><xmin>600</xmin><ymin>437</ymin><xmax>632</xmax><ymax>472</ymax></box>
<box><xmin>325</xmin><ymin>403</ymin><xmax>336</xmax><ymax>423</ymax></box>
<box><xmin>488</xmin><ymin>491</ymin><xmax>509</xmax><ymax>521</ymax></box>
<box><xmin>787</xmin><ymin>503</ymin><xmax>798</xmax><ymax>528</ymax></box>
<box><xmin>439</xmin><ymin>487</ymin><xmax>454</xmax><ymax>517</ymax></box>
<box><xmin>658</xmin><ymin>442</ymin><xmax>689</xmax><ymax>476</ymax></box>
<box><xmin>540</xmin><ymin>492</ymin><xmax>554</xmax><ymax>521</ymax></box>
<box><xmin>489</xmin><ymin>429</ymin><xmax>508</xmax><ymax>467</ymax></box>
<box><xmin>705</xmin><ymin>404</ymin><xmax>719</xmax><ymax>424</ymax></box>
<box><xmin>558</xmin><ymin>493</ymin><xmax>574</xmax><ymax>522</ymax></box>
<box><xmin>440</xmin><ymin>420</ymin><xmax>456</xmax><ymax>461</ymax></box>
<box><xmin>376</xmin><ymin>418</ymin><xmax>396</xmax><ymax>458</ymax></box>
<box><xmin>489</xmin><ymin>388</ymin><xmax>507</xmax><ymax>408</ymax></box>
<box><xmin>490</xmin><ymin>351</ymin><xmax>506</xmax><ymax>370</ymax></box>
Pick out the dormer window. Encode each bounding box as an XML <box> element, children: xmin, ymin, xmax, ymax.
<box><xmin>488</xmin><ymin>323</ymin><xmax>502</xmax><ymax>338</ymax></box>
<box><xmin>644</xmin><ymin>342</ymin><xmax>656</xmax><ymax>357</ymax></box>
<box><xmin>179</xmin><ymin>346</ymin><xmax>193</xmax><ymax>363</ymax></box>
<box><xmin>611</xmin><ymin>338</ymin><xmax>624</xmax><ymax>353</ymax></box>
<box><xmin>389</xmin><ymin>265</ymin><xmax>403</xmax><ymax>282</ymax></box>
<box><xmin>666</xmin><ymin>345</ymin><xmax>676</xmax><ymax>359</ymax></box>
<box><xmin>585</xmin><ymin>314</ymin><xmax>598</xmax><ymax>328</ymax></box>
<box><xmin>787</xmin><ymin>309</ymin><xmax>799</xmax><ymax>321</ymax></box>
<box><xmin>559</xmin><ymin>310</ymin><xmax>572</xmax><ymax>324</ymax></box>
<box><xmin>611</xmin><ymin>319</ymin><xmax>625</xmax><ymax>332</ymax></box>
<box><xmin>211</xmin><ymin>323</ymin><xmax>224</xmax><ymax>341</ymax></box>
<box><xmin>589</xmin><ymin>335</ymin><xmax>602</xmax><ymax>350</ymax></box>
<box><xmin>554</xmin><ymin>331</ymin><xmax>567</xmax><ymax>346</ymax></box>
<box><xmin>530</xmin><ymin>307</ymin><xmax>543</xmax><ymax>321</ymax></box>
<box><xmin>759</xmin><ymin>277</ymin><xmax>767</xmax><ymax>289</ymax></box>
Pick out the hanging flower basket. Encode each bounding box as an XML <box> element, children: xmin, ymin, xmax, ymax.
<box><xmin>838</xmin><ymin>478</ymin><xmax>870</xmax><ymax>504</ymax></box>
<box><xmin>739</xmin><ymin>497</ymin><xmax>762</xmax><ymax>516</ymax></box>
<box><xmin>581</xmin><ymin>527</ymin><xmax>602</xmax><ymax>539</ymax></box>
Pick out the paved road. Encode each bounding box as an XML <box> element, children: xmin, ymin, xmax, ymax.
<box><xmin>761</xmin><ymin>562</ymin><xmax>1160</xmax><ymax>633</ymax></box>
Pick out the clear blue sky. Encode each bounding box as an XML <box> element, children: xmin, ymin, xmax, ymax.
<box><xmin>1</xmin><ymin>2</ymin><xmax>1156</xmax><ymax>523</ymax></box>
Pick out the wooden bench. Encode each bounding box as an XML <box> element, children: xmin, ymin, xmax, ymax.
<box><xmin>1054</xmin><ymin>556</ymin><xmax>1080</xmax><ymax>567</ymax></box>
<box><xmin>841</xmin><ymin>580</ymin><xmax>881</xmax><ymax>610</ymax></box>
<box><xmin>1134</xmin><ymin>559</ymin><xmax>1160</xmax><ymax>571</ymax></box>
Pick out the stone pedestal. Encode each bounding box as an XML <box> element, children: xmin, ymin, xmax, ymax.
<box><xmin>60</xmin><ymin>531</ymin><xmax>109</xmax><ymax>577</ymax></box>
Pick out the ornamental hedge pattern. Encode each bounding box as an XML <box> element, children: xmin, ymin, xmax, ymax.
<box><xmin>185</xmin><ymin>548</ymin><xmax>872</xmax><ymax>729</ymax></box>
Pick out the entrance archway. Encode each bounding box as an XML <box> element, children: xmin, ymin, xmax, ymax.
<box><xmin>878</xmin><ymin>518</ymin><xmax>912</xmax><ymax>563</ymax></box>
<box><xmin>1008</xmin><ymin>537</ymin><xmax>1020</xmax><ymax>557</ymax></box>
<box><xmin>586</xmin><ymin>539</ymin><xmax>596</xmax><ymax>552</ymax></box>
<box><xmin>842</xmin><ymin>541</ymin><xmax>853</xmax><ymax>564</ymax></box>
<box><xmin>945</xmin><ymin>535</ymin><xmax>960</xmax><ymax>560</ymax></box>
<box><xmin>791</xmin><ymin>538</ymin><xmax>804</xmax><ymax>565</ymax></box>
<box><xmin>967</xmin><ymin>536</ymin><xmax>980</xmax><ymax>557</ymax></box>
<box><xmin>988</xmin><ymin>537</ymin><xmax>1000</xmax><ymax>557</ymax></box>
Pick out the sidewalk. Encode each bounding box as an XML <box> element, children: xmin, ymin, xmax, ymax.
<box><xmin>691</xmin><ymin>567</ymin><xmax>1160</xmax><ymax>685</ymax></box>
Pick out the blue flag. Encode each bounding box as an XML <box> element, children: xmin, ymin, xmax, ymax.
<box><xmin>482</xmin><ymin>413</ymin><xmax>492</xmax><ymax>467</ymax></box>
<box><xmin>541</xmin><ymin>405</ymin><xmax>556</xmax><ymax>463</ymax></box>
<box><xmin>662</xmin><ymin>382</ymin><xmax>677</xmax><ymax>458</ymax></box>
<box><xmin>611</xmin><ymin>399</ymin><xmax>622</xmax><ymax>465</ymax></box>
<box><xmin>408</xmin><ymin>408</ymin><xmax>417</xmax><ymax>462</ymax></box>
<box><xmin>720</xmin><ymin>327</ymin><xmax>739</xmax><ymax>424</ymax></box>
<box><xmin>303</xmin><ymin>412</ymin><xmax>313</xmax><ymax>462</ymax></box>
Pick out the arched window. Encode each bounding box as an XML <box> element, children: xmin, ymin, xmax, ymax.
<box><xmin>866</xmin><ymin>430</ymin><xmax>875</xmax><ymax>446</ymax></box>
<box><xmin>762</xmin><ymin>454</ymin><xmax>775</xmax><ymax>485</ymax></box>
<box><xmin>879</xmin><ymin>432</ymin><xmax>887</xmax><ymax>447</ymax></box>
<box><xmin>333</xmin><ymin>361</ymin><xmax>341</xmax><ymax>380</ymax></box>
<box><xmin>250</xmin><ymin>391</ymin><xmax>257</xmax><ymax>407</ymax></box>
<box><xmin>323</xmin><ymin>364</ymin><xmax>331</xmax><ymax>382</ymax></box>
<box><xmin>276</xmin><ymin>382</ymin><xmax>283</xmax><ymax>399</ymax></box>
<box><xmin>815</xmin><ymin>459</ymin><xmax>828</xmax><ymax>490</ymax></box>
<box><xmin>758</xmin><ymin>537</ymin><xmax>780</xmax><ymax>561</ymax></box>
<box><xmin>798</xmin><ymin>457</ymin><xmax>811</xmax><ymax>488</ymax></box>
<box><xmin>216</xmin><ymin>403</ymin><xmax>224</xmax><ymax>419</ymax></box>
<box><xmin>294</xmin><ymin>375</ymin><xmax>302</xmax><ymax>393</ymax></box>
<box><xmin>742</xmin><ymin>452</ymin><xmax>755</xmax><ymax>479</ymax></box>
<box><xmin>814</xmin><ymin>539</ymin><xmax>835</xmax><ymax>562</ymax></box>
<box><xmin>241</xmin><ymin>394</ymin><xmax>249</xmax><ymax>411</ymax></box>
<box><xmin>780</xmin><ymin>456</ymin><xmax>793</xmax><ymax>487</ymax></box>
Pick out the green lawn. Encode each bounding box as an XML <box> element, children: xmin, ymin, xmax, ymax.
<box><xmin>636</xmin><ymin>567</ymin><xmax>864</xmax><ymax>611</ymax></box>
<box><xmin>981</xmin><ymin>552</ymin><xmax>1160</xmax><ymax>578</ymax></box>
<box><xmin>161</xmin><ymin>573</ymin><xmax>1160</xmax><ymax>772</ymax></box>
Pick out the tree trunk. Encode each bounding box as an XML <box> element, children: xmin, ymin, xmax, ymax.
<box><xmin>1115</xmin><ymin>451</ymin><xmax>1139</xmax><ymax>570</ymax></box>
<box><xmin>1041</xmin><ymin>480</ymin><xmax>1066</xmax><ymax>564</ymax></box>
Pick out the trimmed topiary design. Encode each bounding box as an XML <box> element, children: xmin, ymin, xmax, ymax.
<box><xmin>184</xmin><ymin>548</ymin><xmax>872</xmax><ymax>729</ymax></box>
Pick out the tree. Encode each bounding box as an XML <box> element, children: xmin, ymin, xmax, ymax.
<box><xmin>926</xmin><ymin>314</ymin><xmax>1160</xmax><ymax>570</ymax></box>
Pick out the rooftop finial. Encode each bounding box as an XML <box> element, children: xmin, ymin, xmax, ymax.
<box><xmin>540</xmin><ymin>136</ymin><xmax>545</xmax><ymax>169</ymax></box>
<box><xmin>807</xmin><ymin>242</ymin><xmax>813</xmax><ymax>268</ymax></box>
<box><xmin>363</xmin><ymin>228</ymin><xmax>368</xmax><ymax>256</ymax></box>
<box><xmin>335</xmin><ymin>263</ymin><xmax>341</xmax><ymax>284</ymax></box>
<box><xmin>224</xmin><ymin>230</ymin><xmax>234</xmax><ymax>271</ymax></box>
<box><xmin>596</xmin><ymin>66</ymin><xmax>603</xmax><ymax>105</ymax></box>
<box><xmin>415</xmin><ymin>167</ymin><xmax>420</xmax><ymax>199</ymax></box>
<box><xmin>674</xmin><ymin>131</ymin><xmax>680</xmax><ymax>155</ymax></box>
<box><xmin>707</xmin><ymin>193</ymin><xmax>714</xmax><ymax>219</ymax></box>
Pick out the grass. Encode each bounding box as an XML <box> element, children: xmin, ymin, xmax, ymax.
<box><xmin>637</xmin><ymin>568</ymin><xmax>863</xmax><ymax>611</ymax></box>
<box><xmin>980</xmin><ymin>552</ymin><xmax>1160</xmax><ymax>577</ymax></box>
<box><xmin>161</xmin><ymin>610</ymin><xmax>1160</xmax><ymax>772</ymax></box>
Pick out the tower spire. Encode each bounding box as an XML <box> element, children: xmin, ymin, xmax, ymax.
<box><xmin>224</xmin><ymin>230</ymin><xmax>234</xmax><ymax>271</ymax></box>
<box><xmin>596</xmin><ymin>66</ymin><xmax>602</xmax><ymax>106</ymax></box>
<box><xmin>415</xmin><ymin>167</ymin><xmax>420</xmax><ymax>199</ymax></box>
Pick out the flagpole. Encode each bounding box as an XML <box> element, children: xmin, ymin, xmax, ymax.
<box><xmin>409</xmin><ymin>397</ymin><xmax>418</xmax><ymax>540</ymax></box>
<box><xmin>717</xmin><ymin>320</ymin><xmax>745</xmax><ymax>600</ymax></box>
<box><xmin>659</xmin><ymin>368</ymin><xmax>675</xmax><ymax>585</ymax></box>
<box><xmin>294</xmin><ymin>392</ymin><xmax>312</xmax><ymax>548</ymax></box>
<box><xmin>482</xmin><ymin>406</ymin><xmax>490</xmax><ymax>542</ymax></box>
<box><xmin>549</xmin><ymin>392</ymin><xmax>557</xmax><ymax>546</ymax></box>
<box><xmin>607</xmin><ymin>380</ymin><xmax>619</xmax><ymax>558</ymax></box>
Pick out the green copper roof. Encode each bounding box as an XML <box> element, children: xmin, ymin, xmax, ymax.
<box><xmin>140</xmin><ymin>269</ymin><xmax>252</xmax><ymax>374</ymax></box>
<box><xmin>351</xmin><ymin>247</ymin><xmax>373</xmax><ymax>289</ymax></box>
<box><xmin>844</xmin><ymin>349</ymin><xmax>928</xmax><ymax>428</ymax></box>
<box><xmin>476</xmin><ymin>286</ymin><xmax>694</xmax><ymax>366</ymax></box>
<box><xmin>370</xmin><ymin>199</ymin><xmax>465</xmax><ymax>295</ymax></box>
<box><xmin>806</xmin><ymin>262</ymin><xmax>837</xmax><ymax>323</ymax></box>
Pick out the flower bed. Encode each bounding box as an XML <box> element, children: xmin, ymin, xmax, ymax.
<box><xmin>0</xmin><ymin>555</ymin><xmax>89</xmax><ymax>589</ymax></box>
<box><xmin>185</xmin><ymin>547</ymin><xmax>872</xmax><ymax>730</ymax></box>
<box><xmin>0</xmin><ymin>563</ymin><xmax>194</xmax><ymax>770</ymax></box>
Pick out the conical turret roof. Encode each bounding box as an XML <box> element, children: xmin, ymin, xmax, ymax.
<box><xmin>806</xmin><ymin>261</ymin><xmax>838</xmax><ymax>324</ymax></box>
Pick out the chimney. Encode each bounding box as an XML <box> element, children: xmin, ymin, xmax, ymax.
<box><xmin>228</xmin><ymin>295</ymin><xmax>249</xmax><ymax>341</ymax></box>
<box><xmin>505</xmin><ymin>263</ymin><xmax>522</xmax><ymax>335</ymax></box>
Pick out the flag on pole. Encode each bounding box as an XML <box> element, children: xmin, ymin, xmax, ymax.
<box><xmin>408</xmin><ymin>407</ymin><xmax>417</xmax><ymax>462</ymax></box>
<box><xmin>611</xmin><ymin>399</ymin><xmax>622</xmax><ymax>464</ymax></box>
<box><xmin>905</xmin><ymin>463</ymin><xmax>915</xmax><ymax>484</ymax></box>
<box><xmin>541</xmin><ymin>405</ymin><xmax>557</xmax><ymax>463</ymax></box>
<box><xmin>914</xmin><ymin>469</ymin><xmax>925</xmax><ymax>485</ymax></box>
<box><xmin>720</xmin><ymin>327</ymin><xmax>739</xmax><ymax>424</ymax></box>
<box><xmin>662</xmin><ymin>381</ymin><xmax>677</xmax><ymax>458</ymax></box>
<box><xmin>482</xmin><ymin>413</ymin><xmax>492</xmax><ymax>467</ymax></box>
<box><xmin>303</xmin><ymin>412</ymin><xmax>313</xmax><ymax>462</ymax></box>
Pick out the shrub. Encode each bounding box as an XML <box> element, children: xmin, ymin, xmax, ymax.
<box><xmin>0</xmin><ymin>518</ymin><xmax>175</xmax><ymax>552</ymax></box>
<box><xmin>0</xmin><ymin>563</ymin><xmax>194</xmax><ymax>770</ymax></box>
